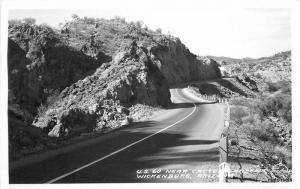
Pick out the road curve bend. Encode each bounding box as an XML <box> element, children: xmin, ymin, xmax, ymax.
<box><xmin>10</xmin><ymin>88</ymin><xmax>225</xmax><ymax>183</ymax></box>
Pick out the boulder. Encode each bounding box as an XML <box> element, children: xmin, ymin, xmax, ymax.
<box><xmin>48</xmin><ymin>123</ymin><xmax>62</xmax><ymax>138</ymax></box>
<box><xmin>117</xmin><ymin>107</ymin><xmax>130</xmax><ymax>115</ymax></box>
<box><xmin>120</xmin><ymin>117</ymin><xmax>132</xmax><ymax>126</ymax></box>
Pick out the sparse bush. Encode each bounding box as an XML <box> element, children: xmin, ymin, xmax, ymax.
<box><xmin>254</xmin><ymin>72</ymin><xmax>262</xmax><ymax>79</ymax></box>
<box><xmin>60</xmin><ymin>108</ymin><xmax>97</xmax><ymax>134</ymax></box>
<box><xmin>112</xmin><ymin>16</ymin><xmax>126</xmax><ymax>23</ymax></box>
<box><xmin>37</xmin><ymin>89</ymin><xmax>60</xmax><ymax>117</ymax></box>
<box><xmin>257</xmin><ymin>93</ymin><xmax>291</xmax><ymax>122</ymax></box>
<box><xmin>135</xmin><ymin>21</ymin><xmax>143</xmax><ymax>28</ymax></box>
<box><xmin>156</xmin><ymin>28</ymin><xmax>162</xmax><ymax>34</ymax></box>
<box><xmin>230</xmin><ymin>106</ymin><xmax>248</xmax><ymax>125</ymax></box>
<box><xmin>71</xmin><ymin>14</ymin><xmax>80</xmax><ymax>21</ymax></box>
<box><xmin>8</xmin><ymin>19</ymin><xmax>22</xmax><ymax>26</ymax></box>
<box><xmin>37</xmin><ymin>103</ymin><xmax>47</xmax><ymax>117</ymax></box>
<box><xmin>247</xmin><ymin>119</ymin><xmax>278</xmax><ymax>143</ymax></box>
<box><xmin>23</xmin><ymin>17</ymin><xmax>36</xmax><ymax>25</ymax></box>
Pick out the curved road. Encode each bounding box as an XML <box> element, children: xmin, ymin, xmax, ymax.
<box><xmin>10</xmin><ymin>88</ymin><xmax>225</xmax><ymax>183</ymax></box>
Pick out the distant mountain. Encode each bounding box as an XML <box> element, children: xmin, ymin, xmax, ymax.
<box><xmin>208</xmin><ymin>51</ymin><xmax>291</xmax><ymax>65</ymax></box>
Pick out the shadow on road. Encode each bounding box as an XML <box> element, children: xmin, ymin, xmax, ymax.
<box><xmin>167</xmin><ymin>102</ymin><xmax>216</xmax><ymax>109</ymax></box>
<box><xmin>52</xmin><ymin>129</ymin><xmax>220</xmax><ymax>183</ymax></box>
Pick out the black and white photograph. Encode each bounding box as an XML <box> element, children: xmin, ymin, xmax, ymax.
<box><xmin>0</xmin><ymin>0</ymin><xmax>299</xmax><ymax>188</ymax></box>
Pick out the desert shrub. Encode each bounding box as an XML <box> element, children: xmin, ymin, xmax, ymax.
<box><xmin>37</xmin><ymin>103</ymin><xmax>47</xmax><ymax>117</ymax></box>
<box><xmin>60</xmin><ymin>108</ymin><xmax>97</xmax><ymax>134</ymax></box>
<box><xmin>230</xmin><ymin>97</ymin><xmax>250</xmax><ymax>106</ymax></box>
<box><xmin>247</xmin><ymin>119</ymin><xmax>279</xmax><ymax>143</ymax></box>
<box><xmin>23</xmin><ymin>18</ymin><xmax>36</xmax><ymax>25</ymax></box>
<box><xmin>257</xmin><ymin>93</ymin><xmax>291</xmax><ymax>122</ymax></box>
<box><xmin>135</xmin><ymin>21</ymin><xmax>144</xmax><ymax>29</ymax></box>
<box><xmin>8</xmin><ymin>19</ymin><xmax>22</xmax><ymax>26</ymax></box>
<box><xmin>156</xmin><ymin>28</ymin><xmax>162</xmax><ymax>34</ymax></box>
<box><xmin>254</xmin><ymin>72</ymin><xmax>262</xmax><ymax>79</ymax></box>
<box><xmin>71</xmin><ymin>14</ymin><xmax>80</xmax><ymax>20</ymax></box>
<box><xmin>83</xmin><ymin>16</ymin><xmax>96</xmax><ymax>24</ymax></box>
<box><xmin>112</xmin><ymin>16</ymin><xmax>126</xmax><ymax>23</ymax></box>
<box><xmin>278</xmin><ymin>99</ymin><xmax>292</xmax><ymax>122</ymax></box>
<box><xmin>37</xmin><ymin>89</ymin><xmax>60</xmax><ymax>117</ymax></box>
<box><xmin>265</xmin><ymin>80</ymin><xmax>291</xmax><ymax>93</ymax></box>
<box><xmin>230</xmin><ymin>106</ymin><xmax>249</xmax><ymax>125</ymax></box>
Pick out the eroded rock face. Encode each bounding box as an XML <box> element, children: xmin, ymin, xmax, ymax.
<box><xmin>149</xmin><ymin>38</ymin><xmax>221</xmax><ymax>85</ymax></box>
<box><xmin>236</xmin><ymin>74</ymin><xmax>258</xmax><ymax>92</ymax></box>
<box><xmin>33</xmin><ymin>42</ymin><xmax>171</xmax><ymax>137</ymax></box>
<box><xmin>8</xmin><ymin>24</ymin><xmax>105</xmax><ymax>116</ymax></box>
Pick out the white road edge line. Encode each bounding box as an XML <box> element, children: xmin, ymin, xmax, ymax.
<box><xmin>46</xmin><ymin>89</ymin><xmax>197</xmax><ymax>183</ymax></box>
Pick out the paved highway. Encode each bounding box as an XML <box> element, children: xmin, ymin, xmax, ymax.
<box><xmin>10</xmin><ymin>88</ymin><xmax>225</xmax><ymax>183</ymax></box>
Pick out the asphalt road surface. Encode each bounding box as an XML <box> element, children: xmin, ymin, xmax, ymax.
<box><xmin>10</xmin><ymin>88</ymin><xmax>225</xmax><ymax>183</ymax></box>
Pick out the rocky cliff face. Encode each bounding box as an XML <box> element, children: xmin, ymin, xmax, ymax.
<box><xmin>148</xmin><ymin>38</ymin><xmax>221</xmax><ymax>85</ymax></box>
<box><xmin>8</xmin><ymin>17</ymin><xmax>221</xmax><ymax>158</ymax></box>
<box><xmin>8</xmin><ymin>24</ymin><xmax>104</xmax><ymax>116</ymax></box>
<box><xmin>32</xmin><ymin>41</ymin><xmax>171</xmax><ymax>138</ymax></box>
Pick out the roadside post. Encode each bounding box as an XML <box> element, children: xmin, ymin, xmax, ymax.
<box><xmin>219</xmin><ymin>136</ymin><xmax>228</xmax><ymax>163</ymax></box>
<box><xmin>219</xmin><ymin>161</ymin><xmax>230</xmax><ymax>183</ymax></box>
<box><xmin>219</xmin><ymin>100</ymin><xmax>231</xmax><ymax>182</ymax></box>
<box><xmin>224</xmin><ymin>101</ymin><xmax>230</xmax><ymax>128</ymax></box>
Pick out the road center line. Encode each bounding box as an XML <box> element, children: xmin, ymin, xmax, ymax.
<box><xmin>46</xmin><ymin>89</ymin><xmax>196</xmax><ymax>184</ymax></box>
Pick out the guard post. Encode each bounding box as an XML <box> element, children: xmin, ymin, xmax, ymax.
<box><xmin>219</xmin><ymin>101</ymin><xmax>231</xmax><ymax>182</ymax></box>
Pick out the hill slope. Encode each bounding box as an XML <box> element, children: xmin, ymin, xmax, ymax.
<box><xmin>212</xmin><ymin>51</ymin><xmax>291</xmax><ymax>91</ymax></box>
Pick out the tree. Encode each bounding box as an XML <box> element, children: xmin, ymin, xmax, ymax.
<box><xmin>71</xmin><ymin>14</ymin><xmax>80</xmax><ymax>21</ymax></box>
<box><xmin>8</xmin><ymin>19</ymin><xmax>22</xmax><ymax>26</ymax></box>
<box><xmin>156</xmin><ymin>28</ymin><xmax>162</xmax><ymax>34</ymax></box>
<box><xmin>135</xmin><ymin>21</ymin><xmax>143</xmax><ymax>28</ymax></box>
<box><xmin>113</xmin><ymin>16</ymin><xmax>126</xmax><ymax>23</ymax></box>
<box><xmin>23</xmin><ymin>18</ymin><xmax>36</xmax><ymax>25</ymax></box>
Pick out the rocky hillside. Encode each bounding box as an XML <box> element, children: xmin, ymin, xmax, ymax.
<box><xmin>189</xmin><ymin>77</ymin><xmax>258</xmax><ymax>99</ymax></box>
<box><xmin>60</xmin><ymin>16</ymin><xmax>221</xmax><ymax>84</ymax></box>
<box><xmin>33</xmin><ymin>41</ymin><xmax>171</xmax><ymax>138</ymax></box>
<box><xmin>211</xmin><ymin>51</ymin><xmax>291</xmax><ymax>91</ymax></box>
<box><xmin>8</xmin><ymin>24</ymin><xmax>103</xmax><ymax>116</ymax></box>
<box><xmin>8</xmin><ymin>16</ymin><xmax>221</xmax><ymax>159</ymax></box>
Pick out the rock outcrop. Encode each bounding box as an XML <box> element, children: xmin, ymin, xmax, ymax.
<box><xmin>8</xmin><ymin>24</ymin><xmax>105</xmax><ymax>116</ymax></box>
<box><xmin>149</xmin><ymin>38</ymin><xmax>221</xmax><ymax>84</ymax></box>
<box><xmin>236</xmin><ymin>74</ymin><xmax>258</xmax><ymax>92</ymax></box>
<box><xmin>32</xmin><ymin>41</ymin><xmax>171</xmax><ymax>137</ymax></box>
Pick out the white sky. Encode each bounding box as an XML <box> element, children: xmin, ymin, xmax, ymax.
<box><xmin>8</xmin><ymin>6</ymin><xmax>290</xmax><ymax>58</ymax></box>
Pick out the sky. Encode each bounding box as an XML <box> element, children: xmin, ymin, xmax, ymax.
<box><xmin>8</xmin><ymin>7</ymin><xmax>290</xmax><ymax>58</ymax></box>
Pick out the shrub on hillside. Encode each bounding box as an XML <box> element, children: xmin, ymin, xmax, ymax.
<box><xmin>229</xmin><ymin>82</ymin><xmax>292</xmax><ymax>181</ymax></box>
<box><xmin>257</xmin><ymin>93</ymin><xmax>291</xmax><ymax>123</ymax></box>
<box><xmin>60</xmin><ymin>108</ymin><xmax>97</xmax><ymax>135</ymax></box>
<box><xmin>23</xmin><ymin>18</ymin><xmax>36</xmax><ymax>25</ymax></box>
<box><xmin>37</xmin><ymin>89</ymin><xmax>60</xmax><ymax>117</ymax></box>
<box><xmin>265</xmin><ymin>80</ymin><xmax>291</xmax><ymax>93</ymax></box>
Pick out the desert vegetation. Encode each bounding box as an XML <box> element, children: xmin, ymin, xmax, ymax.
<box><xmin>227</xmin><ymin>79</ymin><xmax>292</xmax><ymax>182</ymax></box>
